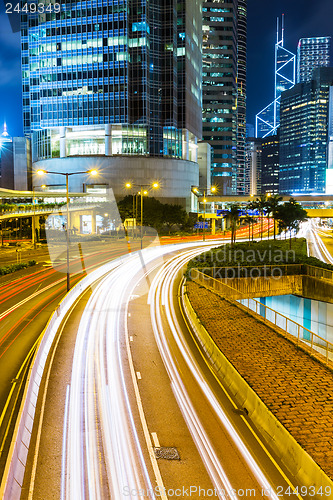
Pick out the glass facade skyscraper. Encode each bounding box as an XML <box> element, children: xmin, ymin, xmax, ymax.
<box><xmin>236</xmin><ymin>0</ymin><xmax>247</xmax><ymax>195</ymax></box>
<box><xmin>297</xmin><ymin>37</ymin><xmax>331</xmax><ymax>84</ymax></box>
<box><xmin>279</xmin><ymin>68</ymin><xmax>333</xmax><ymax>194</ymax></box>
<box><xmin>202</xmin><ymin>0</ymin><xmax>247</xmax><ymax>195</ymax></box>
<box><xmin>21</xmin><ymin>0</ymin><xmax>202</xmax><ymax>205</ymax></box>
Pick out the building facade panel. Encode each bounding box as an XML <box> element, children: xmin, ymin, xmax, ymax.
<box><xmin>297</xmin><ymin>37</ymin><xmax>331</xmax><ymax>84</ymax></box>
<box><xmin>21</xmin><ymin>0</ymin><xmax>202</xmax><ymax>184</ymax></box>
<box><xmin>280</xmin><ymin>68</ymin><xmax>333</xmax><ymax>194</ymax></box>
<box><xmin>202</xmin><ymin>0</ymin><xmax>240</xmax><ymax>195</ymax></box>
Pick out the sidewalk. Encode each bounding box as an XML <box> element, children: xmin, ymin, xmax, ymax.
<box><xmin>186</xmin><ymin>281</ymin><xmax>333</xmax><ymax>480</ymax></box>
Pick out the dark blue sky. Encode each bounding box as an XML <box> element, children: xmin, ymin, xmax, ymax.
<box><xmin>0</xmin><ymin>0</ymin><xmax>332</xmax><ymax>137</ymax></box>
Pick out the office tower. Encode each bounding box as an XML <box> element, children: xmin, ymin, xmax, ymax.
<box><xmin>256</xmin><ymin>16</ymin><xmax>296</xmax><ymax>138</ymax></box>
<box><xmin>202</xmin><ymin>0</ymin><xmax>247</xmax><ymax>195</ymax></box>
<box><xmin>21</xmin><ymin>0</ymin><xmax>203</xmax><ymax>207</ymax></box>
<box><xmin>279</xmin><ymin>67</ymin><xmax>333</xmax><ymax>194</ymax></box>
<box><xmin>245</xmin><ymin>137</ymin><xmax>262</xmax><ymax>196</ymax></box>
<box><xmin>297</xmin><ymin>37</ymin><xmax>331</xmax><ymax>83</ymax></box>
<box><xmin>261</xmin><ymin>132</ymin><xmax>279</xmax><ymax>194</ymax></box>
<box><xmin>236</xmin><ymin>0</ymin><xmax>247</xmax><ymax>195</ymax></box>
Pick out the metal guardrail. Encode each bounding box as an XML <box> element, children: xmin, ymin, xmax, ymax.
<box><xmin>304</xmin><ymin>264</ymin><xmax>333</xmax><ymax>281</ymax></box>
<box><xmin>195</xmin><ymin>263</ymin><xmax>333</xmax><ymax>280</ymax></box>
<box><xmin>191</xmin><ymin>269</ymin><xmax>333</xmax><ymax>366</ymax></box>
<box><xmin>0</xmin><ymin>202</ymin><xmax>101</xmax><ymax>218</ymax></box>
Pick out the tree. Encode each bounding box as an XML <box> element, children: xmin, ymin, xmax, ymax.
<box><xmin>252</xmin><ymin>194</ymin><xmax>269</xmax><ymax>240</ymax></box>
<box><xmin>276</xmin><ymin>198</ymin><xmax>308</xmax><ymax>248</ymax></box>
<box><xmin>247</xmin><ymin>200</ymin><xmax>259</xmax><ymax>241</ymax></box>
<box><xmin>266</xmin><ymin>194</ymin><xmax>283</xmax><ymax>240</ymax></box>
<box><xmin>227</xmin><ymin>203</ymin><xmax>240</xmax><ymax>245</ymax></box>
<box><xmin>243</xmin><ymin>214</ymin><xmax>253</xmax><ymax>243</ymax></box>
<box><xmin>117</xmin><ymin>195</ymin><xmax>188</xmax><ymax>234</ymax></box>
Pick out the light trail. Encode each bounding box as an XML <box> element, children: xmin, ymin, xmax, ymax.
<box><xmin>63</xmin><ymin>242</ymin><xmax>219</xmax><ymax>499</ymax></box>
<box><xmin>306</xmin><ymin>221</ymin><xmax>333</xmax><ymax>264</ymax></box>
<box><xmin>60</xmin><ymin>238</ymin><xmax>302</xmax><ymax>499</ymax></box>
<box><xmin>148</xmin><ymin>250</ymin><xmax>283</xmax><ymax>500</ymax></box>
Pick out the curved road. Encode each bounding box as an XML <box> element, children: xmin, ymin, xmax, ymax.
<box><xmin>15</xmin><ymin>239</ymin><xmax>320</xmax><ymax>499</ymax></box>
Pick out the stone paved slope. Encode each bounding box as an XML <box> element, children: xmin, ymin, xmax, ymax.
<box><xmin>186</xmin><ymin>281</ymin><xmax>333</xmax><ymax>479</ymax></box>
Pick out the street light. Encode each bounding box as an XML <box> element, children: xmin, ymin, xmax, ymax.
<box><xmin>32</xmin><ymin>184</ymin><xmax>46</xmax><ymax>249</ymax></box>
<box><xmin>192</xmin><ymin>185</ymin><xmax>217</xmax><ymax>241</ymax></box>
<box><xmin>36</xmin><ymin>168</ymin><xmax>98</xmax><ymax>291</ymax></box>
<box><xmin>125</xmin><ymin>181</ymin><xmax>159</xmax><ymax>249</ymax></box>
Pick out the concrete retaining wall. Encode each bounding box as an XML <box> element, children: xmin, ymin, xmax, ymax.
<box><xmin>182</xmin><ymin>285</ymin><xmax>333</xmax><ymax>492</ymax></box>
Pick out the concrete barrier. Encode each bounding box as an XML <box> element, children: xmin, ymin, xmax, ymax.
<box><xmin>182</xmin><ymin>285</ymin><xmax>333</xmax><ymax>492</ymax></box>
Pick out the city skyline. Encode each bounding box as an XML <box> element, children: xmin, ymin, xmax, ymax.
<box><xmin>0</xmin><ymin>1</ymin><xmax>332</xmax><ymax>138</ymax></box>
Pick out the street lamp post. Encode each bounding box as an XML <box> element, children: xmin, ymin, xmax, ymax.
<box><xmin>32</xmin><ymin>184</ymin><xmax>46</xmax><ymax>249</ymax></box>
<box><xmin>36</xmin><ymin>168</ymin><xmax>98</xmax><ymax>291</ymax></box>
<box><xmin>125</xmin><ymin>182</ymin><xmax>159</xmax><ymax>249</ymax></box>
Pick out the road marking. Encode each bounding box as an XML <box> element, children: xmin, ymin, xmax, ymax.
<box><xmin>136</xmin><ymin>371</ymin><xmax>142</xmax><ymax>380</ymax></box>
<box><xmin>151</xmin><ymin>432</ymin><xmax>160</xmax><ymax>448</ymax></box>
<box><xmin>0</xmin><ymin>278</ymin><xmax>64</xmax><ymax>321</ymax></box>
<box><xmin>130</xmin><ymin>336</ymin><xmax>134</xmax><ymax>342</ymax></box>
<box><xmin>125</xmin><ymin>285</ymin><xmax>168</xmax><ymax>500</ymax></box>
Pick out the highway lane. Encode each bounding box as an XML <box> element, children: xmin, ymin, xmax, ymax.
<box><xmin>304</xmin><ymin>220</ymin><xmax>333</xmax><ymax>264</ymax></box>
<box><xmin>20</xmin><ymin>238</ymin><xmax>314</xmax><ymax>499</ymax></box>
<box><xmin>147</xmin><ymin>250</ymin><xmax>311</xmax><ymax>500</ymax></box>
<box><xmin>21</xmin><ymin>242</ymin><xmax>221</xmax><ymax>499</ymax></box>
<box><xmin>0</xmin><ymin>240</ymin><xmax>146</xmax><ymax>479</ymax></box>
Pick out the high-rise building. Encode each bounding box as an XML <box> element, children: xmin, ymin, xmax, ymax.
<box><xmin>279</xmin><ymin>67</ymin><xmax>333</xmax><ymax>194</ymax></box>
<box><xmin>202</xmin><ymin>0</ymin><xmax>247</xmax><ymax>195</ymax></box>
<box><xmin>245</xmin><ymin>136</ymin><xmax>262</xmax><ymax>196</ymax></box>
<box><xmin>297</xmin><ymin>37</ymin><xmax>331</xmax><ymax>83</ymax></box>
<box><xmin>236</xmin><ymin>0</ymin><xmax>247</xmax><ymax>195</ymax></box>
<box><xmin>325</xmin><ymin>84</ymin><xmax>333</xmax><ymax>193</ymax></box>
<box><xmin>21</xmin><ymin>0</ymin><xmax>203</xmax><ymax>207</ymax></box>
<box><xmin>261</xmin><ymin>132</ymin><xmax>279</xmax><ymax>194</ymax></box>
<box><xmin>256</xmin><ymin>16</ymin><xmax>296</xmax><ymax>138</ymax></box>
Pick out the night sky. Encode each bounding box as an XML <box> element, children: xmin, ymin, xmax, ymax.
<box><xmin>0</xmin><ymin>0</ymin><xmax>332</xmax><ymax>137</ymax></box>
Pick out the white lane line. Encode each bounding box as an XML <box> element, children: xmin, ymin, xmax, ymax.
<box><xmin>151</xmin><ymin>433</ymin><xmax>160</xmax><ymax>448</ymax></box>
<box><xmin>0</xmin><ymin>277</ymin><xmax>64</xmax><ymax>321</ymax></box>
<box><xmin>136</xmin><ymin>372</ymin><xmax>142</xmax><ymax>380</ymax></box>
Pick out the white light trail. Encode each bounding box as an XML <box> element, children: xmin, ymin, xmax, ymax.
<box><xmin>63</xmin><ymin>242</ymin><xmax>219</xmax><ymax>499</ymax></box>
<box><xmin>61</xmin><ymin>237</ymin><xmax>296</xmax><ymax>500</ymax></box>
<box><xmin>149</xmin><ymin>250</ymin><xmax>283</xmax><ymax>500</ymax></box>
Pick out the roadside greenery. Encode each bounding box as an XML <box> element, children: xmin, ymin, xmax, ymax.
<box><xmin>228</xmin><ymin>195</ymin><xmax>307</xmax><ymax>247</ymax></box>
<box><xmin>118</xmin><ymin>195</ymin><xmax>194</xmax><ymax>234</ymax></box>
<box><xmin>0</xmin><ymin>260</ymin><xmax>36</xmax><ymax>276</ymax></box>
<box><xmin>187</xmin><ymin>239</ymin><xmax>333</xmax><ymax>274</ymax></box>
